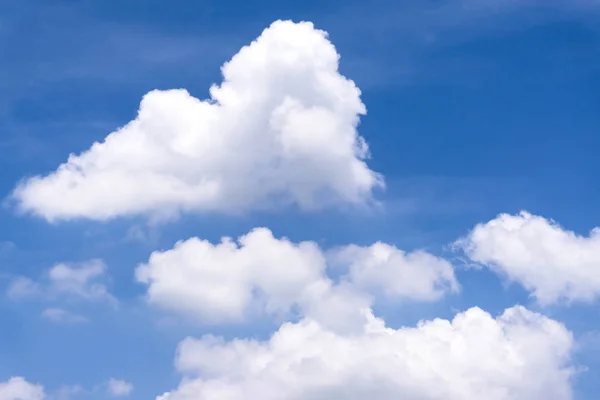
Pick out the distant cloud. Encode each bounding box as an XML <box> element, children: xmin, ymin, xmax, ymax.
<box><xmin>0</xmin><ymin>241</ymin><xmax>15</xmax><ymax>255</ymax></box>
<box><xmin>7</xmin><ymin>259</ymin><xmax>116</xmax><ymax>307</ymax></box>
<box><xmin>41</xmin><ymin>308</ymin><xmax>88</xmax><ymax>324</ymax></box>
<box><xmin>123</xmin><ymin>224</ymin><xmax>160</xmax><ymax>245</ymax></box>
<box><xmin>6</xmin><ymin>277</ymin><xmax>41</xmax><ymax>300</ymax></box>
<box><xmin>53</xmin><ymin>384</ymin><xmax>83</xmax><ymax>400</ymax></box>
<box><xmin>455</xmin><ymin>211</ymin><xmax>600</xmax><ymax>305</ymax></box>
<box><xmin>12</xmin><ymin>20</ymin><xmax>383</xmax><ymax>223</ymax></box>
<box><xmin>106</xmin><ymin>379</ymin><xmax>133</xmax><ymax>397</ymax></box>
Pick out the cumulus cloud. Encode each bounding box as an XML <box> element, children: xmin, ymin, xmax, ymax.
<box><xmin>11</xmin><ymin>20</ymin><xmax>383</xmax><ymax>222</ymax></box>
<box><xmin>455</xmin><ymin>211</ymin><xmax>600</xmax><ymax>305</ymax></box>
<box><xmin>7</xmin><ymin>259</ymin><xmax>116</xmax><ymax>307</ymax></box>
<box><xmin>331</xmin><ymin>242</ymin><xmax>459</xmax><ymax>301</ymax></box>
<box><xmin>157</xmin><ymin>305</ymin><xmax>575</xmax><ymax>400</ymax></box>
<box><xmin>0</xmin><ymin>377</ymin><xmax>44</xmax><ymax>400</ymax></box>
<box><xmin>136</xmin><ymin>228</ymin><xmax>457</xmax><ymax>332</ymax></box>
<box><xmin>106</xmin><ymin>379</ymin><xmax>133</xmax><ymax>397</ymax></box>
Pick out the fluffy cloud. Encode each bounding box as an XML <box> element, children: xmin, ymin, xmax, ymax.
<box><xmin>107</xmin><ymin>379</ymin><xmax>133</xmax><ymax>397</ymax></box>
<box><xmin>0</xmin><ymin>378</ymin><xmax>44</xmax><ymax>400</ymax></box>
<box><xmin>331</xmin><ymin>242</ymin><xmax>459</xmax><ymax>301</ymax></box>
<box><xmin>136</xmin><ymin>228</ymin><xmax>333</xmax><ymax>325</ymax></box>
<box><xmin>136</xmin><ymin>228</ymin><xmax>457</xmax><ymax>331</ymax></box>
<box><xmin>12</xmin><ymin>20</ymin><xmax>382</xmax><ymax>222</ymax></box>
<box><xmin>7</xmin><ymin>259</ymin><xmax>116</xmax><ymax>307</ymax></box>
<box><xmin>157</xmin><ymin>306</ymin><xmax>575</xmax><ymax>400</ymax></box>
<box><xmin>455</xmin><ymin>211</ymin><xmax>600</xmax><ymax>305</ymax></box>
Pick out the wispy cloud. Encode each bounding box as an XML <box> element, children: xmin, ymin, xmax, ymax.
<box><xmin>7</xmin><ymin>259</ymin><xmax>117</xmax><ymax>307</ymax></box>
<box><xmin>0</xmin><ymin>2</ymin><xmax>241</xmax><ymax>166</ymax></box>
<box><xmin>321</xmin><ymin>0</ymin><xmax>600</xmax><ymax>88</ymax></box>
<box><xmin>106</xmin><ymin>379</ymin><xmax>133</xmax><ymax>397</ymax></box>
<box><xmin>0</xmin><ymin>3</ymin><xmax>239</xmax><ymax>91</ymax></box>
<box><xmin>41</xmin><ymin>308</ymin><xmax>89</xmax><ymax>324</ymax></box>
<box><xmin>52</xmin><ymin>384</ymin><xmax>84</xmax><ymax>400</ymax></box>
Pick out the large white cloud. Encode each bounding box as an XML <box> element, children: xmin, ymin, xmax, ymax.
<box><xmin>456</xmin><ymin>211</ymin><xmax>600</xmax><ymax>305</ymax></box>
<box><xmin>0</xmin><ymin>378</ymin><xmax>44</xmax><ymax>400</ymax></box>
<box><xmin>12</xmin><ymin>20</ymin><xmax>383</xmax><ymax>222</ymax></box>
<box><xmin>157</xmin><ymin>305</ymin><xmax>575</xmax><ymax>400</ymax></box>
<box><xmin>135</xmin><ymin>228</ymin><xmax>458</xmax><ymax>332</ymax></box>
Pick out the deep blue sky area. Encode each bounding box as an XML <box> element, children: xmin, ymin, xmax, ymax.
<box><xmin>0</xmin><ymin>1</ymin><xmax>599</xmax><ymax>399</ymax></box>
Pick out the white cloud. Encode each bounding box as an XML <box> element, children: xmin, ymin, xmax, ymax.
<box><xmin>41</xmin><ymin>308</ymin><xmax>88</xmax><ymax>324</ymax></box>
<box><xmin>107</xmin><ymin>379</ymin><xmax>133</xmax><ymax>397</ymax></box>
<box><xmin>136</xmin><ymin>228</ymin><xmax>457</xmax><ymax>332</ymax></box>
<box><xmin>0</xmin><ymin>377</ymin><xmax>45</xmax><ymax>400</ymax></box>
<box><xmin>157</xmin><ymin>305</ymin><xmax>575</xmax><ymax>400</ymax></box>
<box><xmin>7</xmin><ymin>259</ymin><xmax>116</xmax><ymax>307</ymax></box>
<box><xmin>47</xmin><ymin>260</ymin><xmax>115</xmax><ymax>303</ymax></box>
<box><xmin>12</xmin><ymin>20</ymin><xmax>383</xmax><ymax>222</ymax></box>
<box><xmin>455</xmin><ymin>211</ymin><xmax>600</xmax><ymax>305</ymax></box>
<box><xmin>136</xmin><ymin>228</ymin><xmax>330</xmax><ymax>324</ymax></box>
<box><xmin>331</xmin><ymin>242</ymin><xmax>459</xmax><ymax>301</ymax></box>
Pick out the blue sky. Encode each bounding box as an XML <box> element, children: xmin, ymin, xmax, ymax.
<box><xmin>1</xmin><ymin>1</ymin><xmax>600</xmax><ymax>399</ymax></box>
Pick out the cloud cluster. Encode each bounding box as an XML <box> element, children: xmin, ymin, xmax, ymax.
<box><xmin>12</xmin><ymin>20</ymin><xmax>382</xmax><ymax>222</ymax></box>
<box><xmin>158</xmin><ymin>306</ymin><xmax>574</xmax><ymax>400</ymax></box>
<box><xmin>136</xmin><ymin>228</ymin><xmax>458</xmax><ymax>332</ymax></box>
<box><xmin>456</xmin><ymin>211</ymin><xmax>600</xmax><ymax>305</ymax></box>
<box><xmin>6</xmin><ymin>259</ymin><xmax>116</xmax><ymax>324</ymax></box>
<box><xmin>140</xmin><ymin>215</ymin><xmax>587</xmax><ymax>399</ymax></box>
<box><xmin>6</xmin><ymin>17</ymin><xmax>598</xmax><ymax>400</ymax></box>
<box><xmin>7</xmin><ymin>259</ymin><xmax>115</xmax><ymax>305</ymax></box>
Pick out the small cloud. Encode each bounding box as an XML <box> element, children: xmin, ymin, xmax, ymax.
<box><xmin>7</xmin><ymin>277</ymin><xmax>42</xmax><ymax>300</ymax></box>
<box><xmin>454</xmin><ymin>211</ymin><xmax>600</xmax><ymax>306</ymax></box>
<box><xmin>124</xmin><ymin>224</ymin><xmax>160</xmax><ymax>245</ymax></box>
<box><xmin>41</xmin><ymin>308</ymin><xmax>88</xmax><ymax>324</ymax></box>
<box><xmin>53</xmin><ymin>384</ymin><xmax>84</xmax><ymax>400</ymax></box>
<box><xmin>0</xmin><ymin>240</ymin><xmax>16</xmax><ymax>255</ymax></box>
<box><xmin>124</xmin><ymin>225</ymin><xmax>147</xmax><ymax>243</ymax></box>
<box><xmin>6</xmin><ymin>259</ymin><xmax>117</xmax><ymax>308</ymax></box>
<box><xmin>48</xmin><ymin>260</ymin><xmax>117</xmax><ymax>305</ymax></box>
<box><xmin>107</xmin><ymin>379</ymin><xmax>133</xmax><ymax>397</ymax></box>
